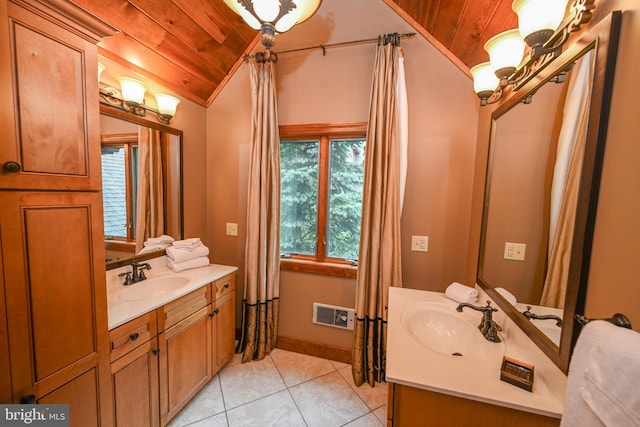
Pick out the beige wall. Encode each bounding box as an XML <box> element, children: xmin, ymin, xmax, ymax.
<box><xmin>468</xmin><ymin>2</ymin><xmax>640</xmax><ymax>331</ymax></box>
<box><xmin>206</xmin><ymin>0</ymin><xmax>479</xmax><ymax>348</ymax></box>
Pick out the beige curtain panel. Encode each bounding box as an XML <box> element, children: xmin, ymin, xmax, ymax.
<box><xmin>135</xmin><ymin>126</ymin><xmax>165</xmax><ymax>253</ymax></box>
<box><xmin>541</xmin><ymin>52</ymin><xmax>594</xmax><ymax>308</ymax></box>
<box><xmin>352</xmin><ymin>36</ymin><xmax>404</xmax><ymax>387</ymax></box>
<box><xmin>236</xmin><ymin>59</ymin><xmax>281</xmax><ymax>363</ymax></box>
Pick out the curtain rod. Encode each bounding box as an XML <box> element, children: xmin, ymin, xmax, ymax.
<box><xmin>246</xmin><ymin>32</ymin><xmax>416</xmax><ymax>62</ymax></box>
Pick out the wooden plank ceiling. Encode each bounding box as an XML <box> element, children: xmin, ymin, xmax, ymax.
<box><xmin>70</xmin><ymin>0</ymin><xmax>516</xmax><ymax>107</ymax></box>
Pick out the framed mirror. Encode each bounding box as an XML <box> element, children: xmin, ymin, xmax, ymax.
<box><xmin>477</xmin><ymin>11</ymin><xmax>621</xmax><ymax>372</ymax></box>
<box><xmin>101</xmin><ymin>104</ymin><xmax>184</xmax><ymax>270</ymax></box>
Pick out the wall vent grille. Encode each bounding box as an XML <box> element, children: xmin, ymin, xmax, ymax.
<box><xmin>312</xmin><ymin>303</ymin><xmax>355</xmax><ymax>330</ymax></box>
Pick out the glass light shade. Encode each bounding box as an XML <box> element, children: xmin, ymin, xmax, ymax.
<box><xmin>98</xmin><ymin>62</ymin><xmax>105</xmax><ymax>81</ymax></box>
<box><xmin>512</xmin><ymin>0</ymin><xmax>569</xmax><ymax>40</ymax></box>
<box><xmin>484</xmin><ymin>29</ymin><xmax>526</xmax><ymax>77</ymax></box>
<box><xmin>154</xmin><ymin>94</ymin><xmax>180</xmax><ymax>116</ymax></box>
<box><xmin>470</xmin><ymin>62</ymin><xmax>500</xmax><ymax>95</ymax></box>
<box><xmin>118</xmin><ymin>78</ymin><xmax>147</xmax><ymax>104</ymax></box>
<box><xmin>223</xmin><ymin>0</ymin><xmax>321</xmax><ymax>33</ymax></box>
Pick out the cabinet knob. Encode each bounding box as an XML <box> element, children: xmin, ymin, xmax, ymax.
<box><xmin>152</xmin><ymin>348</ymin><xmax>160</xmax><ymax>356</ymax></box>
<box><xmin>20</xmin><ymin>394</ymin><xmax>36</xmax><ymax>404</ymax></box>
<box><xmin>223</xmin><ymin>283</ymin><xmax>229</xmax><ymax>289</ymax></box>
<box><xmin>208</xmin><ymin>312</ymin><xmax>215</xmax><ymax>318</ymax></box>
<box><xmin>3</xmin><ymin>161</ymin><xmax>21</xmax><ymax>173</ymax></box>
<box><xmin>129</xmin><ymin>332</ymin><xmax>139</xmax><ymax>342</ymax></box>
<box><xmin>214</xmin><ymin>308</ymin><xmax>220</xmax><ymax>314</ymax></box>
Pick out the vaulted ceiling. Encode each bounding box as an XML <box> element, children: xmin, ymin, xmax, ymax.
<box><xmin>70</xmin><ymin>0</ymin><xmax>516</xmax><ymax>107</ymax></box>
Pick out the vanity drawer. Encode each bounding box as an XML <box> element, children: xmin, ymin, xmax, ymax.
<box><xmin>158</xmin><ymin>286</ymin><xmax>209</xmax><ymax>332</ymax></box>
<box><xmin>213</xmin><ymin>273</ymin><xmax>236</xmax><ymax>300</ymax></box>
<box><xmin>110</xmin><ymin>311</ymin><xmax>157</xmax><ymax>362</ymax></box>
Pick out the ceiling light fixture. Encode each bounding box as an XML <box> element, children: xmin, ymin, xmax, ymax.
<box><xmin>223</xmin><ymin>0</ymin><xmax>322</xmax><ymax>51</ymax></box>
<box><xmin>471</xmin><ymin>0</ymin><xmax>595</xmax><ymax>106</ymax></box>
<box><xmin>98</xmin><ymin>70</ymin><xmax>180</xmax><ymax>124</ymax></box>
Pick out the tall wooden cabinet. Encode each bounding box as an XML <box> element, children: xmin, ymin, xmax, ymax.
<box><xmin>0</xmin><ymin>1</ymin><xmax>115</xmax><ymax>426</ymax></box>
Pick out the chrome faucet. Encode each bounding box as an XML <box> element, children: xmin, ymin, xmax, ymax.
<box><xmin>118</xmin><ymin>262</ymin><xmax>152</xmax><ymax>285</ymax></box>
<box><xmin>522</xmin><ymin>306</ymin><xmax>563</xmax><ymax>327</ymax></box>
<box><xmin>456</xmin><ymin>300</ymin><xmax>502</xmax><ymax>343</ymax></box>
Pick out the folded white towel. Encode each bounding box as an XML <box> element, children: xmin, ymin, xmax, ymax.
<box><xmin>138</xmin><ymin>243</ymin><xmax>171</xmax><ymax>255</ymax></box>
<box><xmin>495</xmin><ymin>287</ymin><xmax>517</xmax><ymax>305</ymax></box>
<box><xmin>144</xmin><ymin>235</ymin><xmax>175</xmax><ymax>246</ymax></box>
<box><xmin>167</xmin><ymin>256</ymin><xmax>209</xmax><ymax>272</ymax></box>
<box><xmin>445</xmin><ymin>282</ymin><xmax>478</xmax><ymax>304</ymax></box>
<box><xmin>166</xmin><ymin>244</ymin><xmax>209</xmax><ymax>263</ymax></box>
<box><xmin>561</xmin><ymin>321</ymin><xmax>640</xmax><ymax>427</ymax></box>
<box><xmin>172</xmin><ymin>238</ymin><xmax>201</xmax><ymax>249</ymax></box>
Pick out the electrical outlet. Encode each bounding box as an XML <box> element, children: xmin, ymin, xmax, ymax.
<box><xmin>504</xmin><ymin>242</ymin><xmax>526</xmax><ymax>261</ymax></box>
<box><xmin>411</xmin><ymin>236</ymin><xmax>429</xmax><ymax>252</ymax></box>
<box><xmin>226</xmin><ymin>223</ymin><xmax>238</xmax><ymax>236</ymax></box>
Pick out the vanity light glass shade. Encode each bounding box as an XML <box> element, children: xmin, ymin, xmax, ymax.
<box><xmin>98</xmin><ymin>62</ymin><xmax>105</xmax><ymax>81</ymax></box>
<box><xmin>154</xmin><ymin>94</ymin><xmax>180</xmax><ymax>116</ymax></box>
<box><xmin>484</xmin><ymin>29</ymin><xmax>526</xmax><ymax>78</ymax></box>
<box><xmin>118</xmin><ymin>77</ymin><xmax>147</xmax><ymax>104</ymax></box>
<box><xmin>512</xmin><ymin>0</ymin><xmax>569</xmax><ymax>43</ymax></box>
<box><xmin>223</xmin><ymin>0</ymin><xmax>321</xmax><ymax>33</ymax></box>
<box><xmin>470</xmin><ymin>62</ymin><xmax>500</xmax><ymax>96</ymax></box>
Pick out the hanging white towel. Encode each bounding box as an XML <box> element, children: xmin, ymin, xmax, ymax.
<box><xmin>166</xmin><ymin>244</ymin><xmax>209</xmax><ymax>263</ymax></box>
<box><xmin>444</xmin><ymin>282</ymin><xmax>478</xmax><ymax>304</ymax></box>
<box><xmin>167</xmin><ymin>256</ymin><xmax>209</xmax><ymax>273</ymax></box>
<box><xmin>561</xmin><ymin>320</ymin><xmax>640</xmax><ymax>427</ymax></box>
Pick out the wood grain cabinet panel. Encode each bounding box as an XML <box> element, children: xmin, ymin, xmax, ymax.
<box><xmin>39</xmin><ymin>368</ymin><xmax>100</xmax><ymax>427</ymax></box>
<box><xmin>210</xmin><ymin>273</ymin><xmax>236</xmax><ymax>372</ymax></box>
<box><xmin>111</xmin><ymin>338</ymin><xmax>160</xmax><ymax>427</ymax></box>
<box><xmin>0</xmin><ymin>0</ymin><xmax>102</xmax><ymax>191</ymax></box>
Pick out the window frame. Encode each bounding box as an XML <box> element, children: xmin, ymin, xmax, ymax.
<box><xmin>279</xmin><ymin>122</ymin><xmax>367</xmax><ymax>278</ymax></box>
<box><xmin>101</xmin><ymin>133</ymin><xmax>138</xmax><ymax>252</ymax></box>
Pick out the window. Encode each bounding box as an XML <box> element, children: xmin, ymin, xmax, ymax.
<box><xmin>279</xmin><ymin>123</ymin><xmax>367</xmax><ymax>277</ymax></box>
<box><xmin>101</xmin><ymin>134</ymin><xmax>138</xmax><ymax>246</ymax></box>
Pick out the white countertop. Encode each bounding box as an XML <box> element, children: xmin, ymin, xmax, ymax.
<box><xmin>386</xmin><ymin>287</ymin><xmax>566</xmax><ymax>419</ymax></box>
<box><xmin>106</xmin><ymin>256</ymin><xmax>238</xmax><ymax>330</ymax></box>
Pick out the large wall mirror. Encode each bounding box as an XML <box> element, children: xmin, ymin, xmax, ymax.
<box><xmin>477</xmin><ymin>11</ymin><xmax>621</xmax><ymax>372</ymax></box>
<box><xmin>101</xmin><ymin>105</ymin><xmax>184</xmax><ymax>270</ymax></box>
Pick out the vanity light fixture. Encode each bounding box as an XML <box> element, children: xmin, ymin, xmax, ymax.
<box><xmin>98</xmin><ymin>70</ymin><xmax>180</xmax><ymax>125</ymax></box>
<box><xmin>222</xmin><ymin>0</ymin><xmax>322</xmax><ymax>52</ymax></box>
<box><xmin>471</xmin><ymin>0</ymin><xmax>595</xmax><ymax>106</ymax></box>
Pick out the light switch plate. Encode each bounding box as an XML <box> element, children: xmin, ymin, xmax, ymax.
<box><xmin>411</xmin><ymin>236</ymin><xmax>429</xmax><ymax>252</ymax></box>
<box><xmin>226</xmin><ymin>223</ymin><xmax>238</xmax><ymax>236</ymax></box>
<box><xmin>504</xmin><ymin>242</ymin><xmax>526</xmax><ymax>261</ymax></box>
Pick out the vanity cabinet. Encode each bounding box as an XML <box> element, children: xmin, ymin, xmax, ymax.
<box><xmin>110</xmin><ymin>312</ymin><xmax>160</xmax><ymax>427</ymax></box>
<box><xmin>388</xmin><ymin>383</ymin><xmax>560</xmax><ymax>427</ymax></box>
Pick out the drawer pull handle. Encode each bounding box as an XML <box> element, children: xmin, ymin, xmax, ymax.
<box><xmin>20</xmin><ymin>394</ymin><xmax>35</xmax><ymax>404</ymax></box>
<box><xmin>3</xmin><ymin>161</ymin><xmax>21</xmax><ymax>173</ymax></box>
<box><xmin>129</xmin><ymin>333</ymin><xmax>139</xmax><ymax>342</ymax></box>
<box><xmin>152</xmin><ymin>348</ymin><xmax>160</xmax><ymax>356</ymax></box>
<box><xmin>223</xmin><ymin>283</ymin><xmax>230</xmax><ymax>289</ymax></box>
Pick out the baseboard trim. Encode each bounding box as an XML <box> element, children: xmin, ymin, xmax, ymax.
<box><xmin>276</xmin><ymin>336</ymin><xmax>352</xmax><ymax>365</ymax></box>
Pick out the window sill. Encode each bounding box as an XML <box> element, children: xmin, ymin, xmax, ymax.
<box><xmin>280</xmin><ymin>259</ymin><xmax>357</xmax><ymax>278</ymax></box>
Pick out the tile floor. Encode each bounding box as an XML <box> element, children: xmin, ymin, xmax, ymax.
<box><xmin>167</xmin><ymin>349</ymin><xmax>388</xmax><ymax>427</ymax></box>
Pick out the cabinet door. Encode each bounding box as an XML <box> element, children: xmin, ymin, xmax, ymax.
<box><xmin>0</xmin><ymin>1</ymin><xmax>101</xmax><ymax>191</ymax></box>
<box><xmin>38</xmin><ymin>368</ymin><xmax>100</xmax><ymax>427</ymax></box>
<box><xmin>111</xmin><ymin>338</ymin><xmax>160</xmax><ymax>427</ymax></box>
<box><xmin>213</xmin><ymin>292</ymin><xmax>236</xmax><ymax>373</ymax></box>
<box><xmin>0</xmin><ymin>191</ymin><xmax>112</xmax><ymax>424</ymax></box>
<box><xmin>158</xmin><ymin>307</ymin><xmax>210</xmax><ymax>426</ymax></box>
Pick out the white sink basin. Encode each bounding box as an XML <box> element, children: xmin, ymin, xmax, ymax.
<box><xmin>401</xmin><ymin>301</ymin><xmax>505</xmax><ymax>360</ymax></box>
<box><xmin>118</xmin><ymin>276</ymin><xmax>190</xmax><ymax>301</ymax></box>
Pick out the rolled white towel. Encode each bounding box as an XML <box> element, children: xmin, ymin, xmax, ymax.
<box><xmin>495</xmin><ymin>287</ymin><xmax>517</xmax><ymax>305</ymax></box>
<box><xmin>166</xmin><ymin>244</ymin><xmax>209</xmax><ymax>263</ymax></box>
<box><xmin>145</xmin><ymin>235</ymin><xmax>175</xmax><ymax>246</ymax></box>
<box><xmin>172</xmin><ymin>238</ymin><xmax>201</xmax><ymax>249</ymax></box>
<box><xmin>167</xmin><ymin>256</ymin><xmax>209</xmax><ymax>272</ymax></box>
<box><xmin>445</xmin><ymin>282</ymin><xmax>478</xmax><ymax>304</ymax></box>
